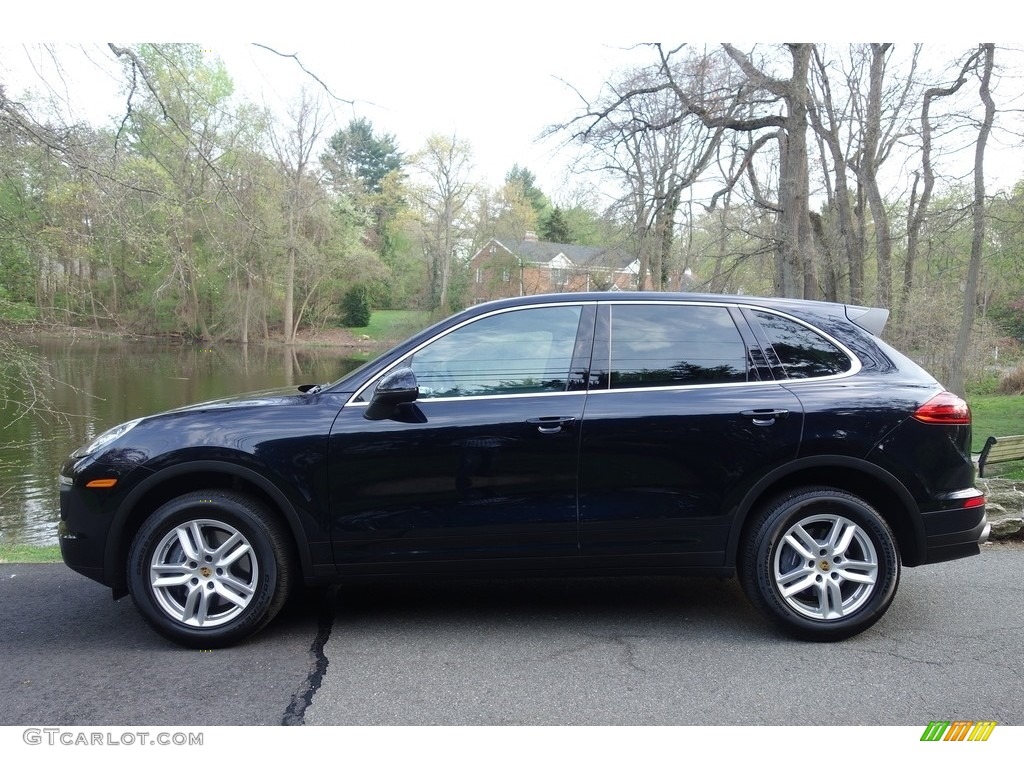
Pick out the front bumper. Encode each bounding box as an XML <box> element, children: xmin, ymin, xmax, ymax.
<box><xmin>58</xmin><ymin>482</ymin><xmax>116</xmax><ymax>588</ymax></box>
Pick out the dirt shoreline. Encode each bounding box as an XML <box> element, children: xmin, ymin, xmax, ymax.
<box><xmin>9</xmin><ymin>323</ymin><xmax>389</xmax><ymax>351</ymax></box>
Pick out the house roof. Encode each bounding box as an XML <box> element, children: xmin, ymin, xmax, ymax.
<box><xmin>485</xmin><ymin>237</ymin><xmax>635</xmax><ymax>272</ymax></box>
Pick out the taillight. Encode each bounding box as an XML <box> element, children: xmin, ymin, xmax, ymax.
<box><xmin>913</xmin><ymin>391</ymin><xmax>971</xmax><ymax>425</ymax></box>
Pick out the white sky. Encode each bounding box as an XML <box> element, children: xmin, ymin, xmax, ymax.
<box><xmin>2</xmin><ymin>4</ymin><xmax>1021</xmax><ymax>202</ymax></box>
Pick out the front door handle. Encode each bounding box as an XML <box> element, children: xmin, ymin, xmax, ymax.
<box><xmin>526</xmin><ymin>416</ymin><xmax>576</xmax><ymax>434</ymax></box>
<box><xmin>740</xmin><ymin>409</ymin><xmax>790</xmax><ymax>426</ymax></box>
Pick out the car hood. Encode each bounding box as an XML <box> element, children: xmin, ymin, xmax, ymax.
<box><xmin>164</xmin><ymin>385</ymin><xmax>311</xmax><ymax>414</ymax></box>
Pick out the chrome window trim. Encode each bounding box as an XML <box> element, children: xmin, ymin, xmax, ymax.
<box><xmin>344</xmin><ymin>298</ymin><xmax>864</xmax><ymax>406</ymax></box>
<box><xmin>586</xmin><ymin>378</ymin><xmax>792</xmax><ymax>396</ymax></box>
<box><xmin>347</xmin><ymin>389</ymin><xmax>587</xmax><ymax>406</ymax></box>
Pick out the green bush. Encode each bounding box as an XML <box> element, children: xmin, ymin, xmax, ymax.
<box><xmin>340</xmin><ymin>285</ymin><xmax>371</xmax><ymax>328</ymax></box>
<box><xmin>990</xmin><ymin>299</ymin><xmax>1024</xmax><ymax>343</ymax></box>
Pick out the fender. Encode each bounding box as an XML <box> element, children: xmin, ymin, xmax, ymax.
<box><xmin>104</xmin><ymin>460</ymin><xmax>320</xmax><ymax>589</ymax></box>
<box><xmin>723</xmin><ymin>455</ymin><xmax>925</xmax><ymax>567</ymax></box>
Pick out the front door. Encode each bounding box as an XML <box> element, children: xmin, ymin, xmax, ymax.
<box><xmin>329</xmin><ymin>303</ymin><xmax>593</xmax><ymax>572</ymax></box>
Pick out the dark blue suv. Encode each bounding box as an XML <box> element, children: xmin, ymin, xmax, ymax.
<box><xmin>58</xmin><ymin>293</ymin><xmax>989</xmax><ymax>646</ymax></box>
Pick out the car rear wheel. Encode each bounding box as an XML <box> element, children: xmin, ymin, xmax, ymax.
<box><xmin>127</xmin><ymin>490</ymin><xmax>293</xmax><ymax>648</ymax></box>
<box><xmin>739</xmin><ymin>487</ymin><xmax>900</xmax><ymax>641</ymax></box>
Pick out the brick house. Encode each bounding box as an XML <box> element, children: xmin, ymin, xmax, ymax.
<box><xmin>469</xmin><ymin>233</ymin><xmax>639</xmax><ymax>302</ymax></box>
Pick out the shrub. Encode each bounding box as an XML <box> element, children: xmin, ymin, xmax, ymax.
<box><xmin>340</xmin><ymin>285</ymin><xmax>371</xmax><ymax>328</ymax></box>
<box><xmin>998</xmin><ymin>365</ymin><xmax>1024</xmax><ymax>396</ymax></box>
<box><xmin>990</xmin><ymin>299</ymin><xmax>1024</xmax><ymax>343</ymax></box>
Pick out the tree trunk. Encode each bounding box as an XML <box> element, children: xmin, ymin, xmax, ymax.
<box><xmin>903</xmin><ymin>48</ymin><xmax>981</xmax><ymax>325</ymax></box>
<box><xmin>284</xmin><ymin>202</ymin><xmax>297</xmax><ymax>344</ymax></box>
<box><xmin>861</xmin><ymin>45</ymin><xmax>895</xmax><ymax>309</ymax></box>
<box><xmin>948</xmin><ymin>45</ymin><xmax>994</xmax><ymax>396</ymax></box>
<box><xmin>775</xmin><ymin>44</ymin><xmax>815</xmax><ymax>299</ymax></box>
<box><xmin>241</xmin><ymin>269</ymin><xmax>251</xmax><ymax>345</ymax></box>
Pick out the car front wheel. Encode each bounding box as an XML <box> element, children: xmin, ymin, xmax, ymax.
<box><xmin>740</xmin><ymin>487</ymin><xmax>900</xmax><ymax>641</ymax></box>
<box><xmin>127</xmin><ymin>490</ymin><xmax>293</xmax><ymax>648</ymax></box>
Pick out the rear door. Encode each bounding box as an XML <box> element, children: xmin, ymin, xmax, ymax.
<box><xmin>577</xmin><ymin>301</ymin><xmax>803</xmax><ymax>567</ymax></box>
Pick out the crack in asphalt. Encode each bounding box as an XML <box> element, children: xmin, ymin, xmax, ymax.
<box><xmin>604</xmin><ymin>633</ymin><xmax>649</xmax><ymax>674</ymax></box>
<box><xmin>281</xmin><ymin>587</ymin><xmax>337</xmax><ymax>726</ymax></box>
<box><xmin>850</xmin><ymin>628</ymin><xmax>1024</xmax><ymax>671</ymax></box>
<box><xmin>543</xmin><ymin>632</ymin><xmax>649</xmax><ymax>674</ymax></box>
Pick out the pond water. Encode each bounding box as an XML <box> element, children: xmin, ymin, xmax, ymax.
<box><xmin>0</xmin><ymin>338</ymin><xmax>364</xmax><ymax>546</ymax></box>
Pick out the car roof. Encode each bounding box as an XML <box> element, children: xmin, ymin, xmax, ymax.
<box><xmin>465</xmin><ymin>292</ymin><xmax>889</xmax><ymax>336</ymax></box>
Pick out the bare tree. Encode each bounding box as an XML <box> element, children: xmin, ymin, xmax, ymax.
<box><xmin>903</xmin><ymin>48</ymin><xmax>983</xmax><ymax>321</ymax></box>
<box><xmin>558</xmin><ymin>56</ymin><xmax>725</xmax><ymax>290</ymax></box>
<box><xmin>949</xmin><ymin>44</ymin><xmax>996</xmax><ymax>396</ymax></box>
<box><xmin>809</xmin><ymin>46</ymin><xmax>865</xmax><ymax>302</ymax></box>
<box><xmin>848</xmin><ymin>44</ymin><xmax>919</xmax><ymax>309</ymax></box>
<box><xmin>564</xmin><ymin>44</ymin><xmax>824</xmax><ymax>298</ymax></box>
<box><xmin>269</xmin><ymin>88</ymin><xmax>328</xmax><ymax>344</ymax></box>
<box><xmin>410</xmin><ymin>134</ymin><xmax>475</xmax><ymax>312</ymax></box>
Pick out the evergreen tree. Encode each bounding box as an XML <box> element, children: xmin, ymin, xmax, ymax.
<box><xmin>341</xmin><ymin>284</ymin><xmax>372</xmax><ymax>327</ymax></box>
<box><xmin>504</xmin><ymin>164</ymin><xmax>550</xmax><ymax>221</ymax></box>
<box><xmin>322</xmin><ymin>118</ymin><xmax>403</xmax><ymax>195</ymax></box>
<box><xmin>541</xmin><ymin>206</ymin><xmax>572</xmax><ymax>243</ymax></box>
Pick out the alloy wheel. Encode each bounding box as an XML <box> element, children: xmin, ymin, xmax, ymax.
<box><xmin>772</xmin><ymin>513</ymin><xmax>879</xmax><ymax>621</ymax></box>
<box><xmin>148</xmin><ymin>518</ymin><xmax>259</xmax><ymax>628</ymax></box>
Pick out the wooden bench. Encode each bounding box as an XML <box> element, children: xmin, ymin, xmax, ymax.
<box><xmin>978</xmin><ymin>434</ymin><xmax>1024</xmax><ymax>478</ymax></box>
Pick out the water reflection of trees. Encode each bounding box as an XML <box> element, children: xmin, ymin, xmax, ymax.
<box><xmin>0</xmin><ymin>338</ymin><xmax>364</xmax><ymax>545</ymax></box>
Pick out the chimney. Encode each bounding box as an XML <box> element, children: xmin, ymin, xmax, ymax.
<box><xmin>524</xmin><ymin>230</ymin><xmax>538</xmax><ymax>242</ymax></box>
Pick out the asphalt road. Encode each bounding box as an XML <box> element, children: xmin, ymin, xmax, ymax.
<box><xmin>3</xmin><ymin>543</ymin><xmax>1022</xmax><ymax>726</ymax></box>
<box><xmin>0</xmin><ymin>564</ymin><xmax>324</xmax><ymax>725</ymax></box>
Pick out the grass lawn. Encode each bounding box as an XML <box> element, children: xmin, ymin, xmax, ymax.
<box><xmin>352</xmin><ymin>310</ymin><xmax>432</xmax><ymax>344</ymax></box>
<box><xmin>968</xmin><ymin>394</ymin><xmax>1024</xmax><ymax>479</ymax></box>
<box><xmin>968</xmin><ymin>394</ymin><xmax>1024</xmax><ymax>451</ymax></box>
<box><xmin>0</xmin><ymin>543</ymin><xmax>62</xmax><ymax>563</ymax></box>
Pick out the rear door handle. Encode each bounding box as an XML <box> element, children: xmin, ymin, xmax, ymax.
<box><xmin>526</xmin><ymin>416</ymin><xmax>576</xmax><ymax>434</ymax></box>
<box><xmin>740</xmin><ymin>409</ymin><xmax>790</xmax><ymax>426</ymax></box>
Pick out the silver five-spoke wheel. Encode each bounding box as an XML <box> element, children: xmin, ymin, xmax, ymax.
<box><xmin>773</xmin><ymin>514</ymin><xmax>878</xmax><ymax>621</ymax></box>
<box><xmin>149</xmin><ymin>519</ymin><xmax>259</xmax><ymax>628</ymax></box>
<box><xmin>128</xmin><ymin>490</ymin><xmax>292</xmax><ymax>647</ymax></box>
<box><xmin>740</xmin><ymin>487</ymin><xmax>899</xmax><ymax>641</ymax></box>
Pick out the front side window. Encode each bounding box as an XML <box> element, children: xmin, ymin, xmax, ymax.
<box><xmin>604</xmin><ymin>304</ymin><xmax>748</xmax><ymax>389</ymax></box>
<box><xmin>752</xmin><ymin>310</ymin><xmax>853</xmax><ymax>379</ymax></box>
<box><xmin>407</xmin><ymin>305</ymin><xmax>583</xmax><ymax>398</ymax></box>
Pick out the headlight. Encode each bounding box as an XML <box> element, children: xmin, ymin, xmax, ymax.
<box><xmin>71</xmin><ymin>418</ymin><xmax>143</xmax><ymax>458</ymax></box>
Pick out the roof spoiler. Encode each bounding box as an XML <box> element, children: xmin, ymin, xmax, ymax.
<box><xmin>845</xmin><ymin>305</ymin><xmax>889</xmax><ymax>336</ymax></box>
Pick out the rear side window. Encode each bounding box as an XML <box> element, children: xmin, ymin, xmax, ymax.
<box><xmin>752</xmin><ymin>310</ymin><xmax>852</xmax><ymax>379</ymax></box>
<box><xmin>604</xmin><ymin>304</ymin><xmax>748</xmax><ymax>389</ymax></box>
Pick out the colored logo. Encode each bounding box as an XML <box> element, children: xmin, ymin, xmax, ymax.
<box><xmin>920</xmin><ymin>721</ymin><xmax>996</xmax><ymax>742</ymax></box>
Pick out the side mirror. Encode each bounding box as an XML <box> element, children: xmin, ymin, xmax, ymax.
<box><xmin>364</xmin><ymin>367</ymin><xmax>418</xmax><ymax>420</ymax></box>
<box><xmin>373</xmin><ymin>366</ymin><xmax>419</xmax><ymax>404</ymax></box>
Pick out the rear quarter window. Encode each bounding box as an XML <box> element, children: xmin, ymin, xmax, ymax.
<box><xmin>751</xmin><ymin>310</ymin><xmax>853</xmax><ymax>379</ymax></box>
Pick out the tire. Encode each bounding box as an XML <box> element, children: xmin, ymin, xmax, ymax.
<box><xmin>127</xmin><ymin>490</ymin><xmax>293</xmax><ymax>648</ymax></box>
<box><xmin>739</xmin><ymin>487</ymin><xmax>900</xmax><ymax>641</ymax></box>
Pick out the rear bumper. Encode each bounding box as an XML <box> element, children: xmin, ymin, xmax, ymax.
<box><xmin>918</xmin><ymin>501</ymin><xmax>988</xmax><ymax>565</ymax></box>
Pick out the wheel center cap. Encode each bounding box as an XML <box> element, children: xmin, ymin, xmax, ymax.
<box><xmin>819</xmin><ymin>561</ymin><xmax>831</xmax><ymax>572</ymax></box>
<box><xmin>200</xmin><ymin>566</ymin><xmax>213</xmax><ymax>578</ymax></box>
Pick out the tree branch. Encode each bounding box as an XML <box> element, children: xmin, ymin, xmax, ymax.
<box><xmin>251</xmin><ymin>44</ymin><xmax>355</xmax><ymax>105</ymax></box>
